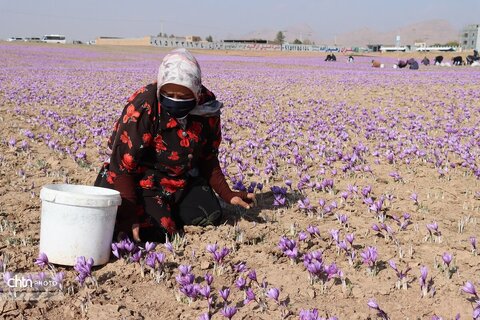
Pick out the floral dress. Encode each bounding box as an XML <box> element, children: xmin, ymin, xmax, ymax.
<box><xmin>96</xmin><ymin>83</ymin><xmax>222</xmax><ymax>235</ymax></box>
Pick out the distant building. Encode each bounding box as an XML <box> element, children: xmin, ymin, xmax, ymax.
<box><xmin>95</xmin><ymin>36</ymin><xmax>151</xmax><ymax>46</ymax></box>
<box><xmin>461</xmin><ymin>24</ymin><xmax>480</xmax><ymax>50</ymax></box>
<box><xmin>367</xmin><ymin>44</ymin><xmax>382</xmax><ymax>52</ymax></box>
<box><xmin>185</xmin><ymin>35</ymin><xmax>201</xmax><ymax>42</ymax></box>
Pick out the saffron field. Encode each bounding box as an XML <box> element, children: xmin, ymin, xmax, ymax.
<box><xmin>0</xmin><ymin>43</ymin><xmax>479</xmax><ymax>319</ymax></box>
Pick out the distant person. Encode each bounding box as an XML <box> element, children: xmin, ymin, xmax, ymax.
<box><xmin>421</xmin><ymin>57</ymin><xmax>430</xmax><ymax>66</ymax></box>
<box><xmin>348</xmin><ymin>55</ymin><xmax>354</xmax><ymax>63</ymax></box>
<box><xmin>434</xmin><ymin>56</ymin><xmax>443</xmax><ymax>65</ymax></box>
<box><xmin>371</xmin><ymin>60</ymin><xmax>383</xmax><ymax>68</ymax></box>
<box><xmin>325</xmin><ymin>54</ymin><xmax>332</xmax><ymax>61</ymax></box>
<box><xmin>396</xmin><ymin>60</ymin><xmax>407</xmax><ymax>68</ymax></box>
<box><xmin>466</xmin><ymin>50</ymin><xmax>479</xmax><ymax>65</ymax></box>
<box><xmin>452</xmin><ymin>56</ymin><xmax>464</xmax><ymax>66</ymax></box>
<box><xmin>331</xmin><ymin>53</ymin><xmax>336</xmax><ymax>61</ymax></box>
<box><xmin>407</xmin><ymin>58</ymin><xmax>419</xmax><ymax>70</ymax></box>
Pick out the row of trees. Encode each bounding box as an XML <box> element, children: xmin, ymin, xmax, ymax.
<box><xmin>156</xmin><ymin>30</ymin><xmax>316</xmax><ymax>45</ymax></box>
<box><xmin>274</xmin><ymin>31</ymin><xmax>313</xmax><ymax>45</ymax></box>
<box><xmin>156</xmin><ymin>33</ymin><xmax>214</xmax><ymax>42</ymax></box>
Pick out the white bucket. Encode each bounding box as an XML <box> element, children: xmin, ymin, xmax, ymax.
<box><xmin>39</xmin><ymin>184</ymin><xmax>122</xmax><ymax>266</ymax></box>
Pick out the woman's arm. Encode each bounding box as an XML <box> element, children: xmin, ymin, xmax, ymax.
<box><xmin>107</xmin><ymin>85</ymin><xmax>156</xmax><ymax>237</ymax></box>
<box><xmin>198</xmin><ymin>116</ymin><xmax>254</xmax><ymax>207</ymax></box>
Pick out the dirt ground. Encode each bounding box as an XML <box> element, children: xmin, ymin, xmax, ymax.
<box><xmin>0</xmin><ymin>42</ymin><xmax>479</xmax><ymax>319</ymax></box>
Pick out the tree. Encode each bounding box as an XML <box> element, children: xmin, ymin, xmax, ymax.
<box><xmin>206</xmin><ymin>35</ymin><xmax>213</xmax><ymax>42</ymax></box>
<box><xmin>293</xmin><ymin>39</ymin><xmax>302</xmax><ymax>44</ymax></box>
<box><xmin>274</xmin><ymin>31</ymin><xmax>285</xmax><ymax>44</ymax></box>
<box><xmin>445</xmin><ymin>41</ymin><xmax>459</xmax><ymax>47</ymax></box>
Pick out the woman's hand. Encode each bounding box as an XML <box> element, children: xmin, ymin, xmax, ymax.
<box><xmin>132</xmin><ymin>224</ymin><xmax>141</xmax><ymax>242</ymax></box>
<box><xmin>230</xmin><ymin>193</ymin><xmax>256</xmax><ymax>209</ymax></box>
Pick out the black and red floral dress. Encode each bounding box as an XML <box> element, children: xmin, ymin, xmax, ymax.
<box><xmin>95</xmin><ymin>83</ymin><xmax>241</xmax><ymax>238</ymax></box>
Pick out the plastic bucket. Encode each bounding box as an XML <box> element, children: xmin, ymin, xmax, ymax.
<box><xmin>39</xmin><ymin>184</ymin><xmax>122</xmax><ymax>266</ymax></box>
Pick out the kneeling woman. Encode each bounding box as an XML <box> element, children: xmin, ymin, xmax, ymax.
<box><xmin>95</xmin><ymin>49</ymin><xmax>255</xmax><ymax>242</ymax></box>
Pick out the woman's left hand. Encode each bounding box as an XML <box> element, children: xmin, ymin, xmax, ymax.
<box><xmin>230</xmin><ymin>193</ymin><xmax>256</xmax><ymax>209</ymax></box>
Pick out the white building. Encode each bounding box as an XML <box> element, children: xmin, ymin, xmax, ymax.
<box><xmin>461</xmin><ymin>24</ymin><xmax>480</xmax><ymax>50</ymax></box>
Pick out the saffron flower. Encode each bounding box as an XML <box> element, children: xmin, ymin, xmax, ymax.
<box><xmin>462</xmin><ymin>281</ymin><xmax>478</xmax><ymax>297</ymax></box>
<box><xmin>219</xmin><ymin>287</ymin><xmax>230</xmax><ymax>302</ymax></box>
<box><xmin>34</xmin><ymin>252</ymin><xmax>49</xmax><ymax>269</ymax></box>
<box><xmin>266</xmin><ymin>287</ymin><xmax>280</xmax><ymax>302</ymax></box>
<box><xmin>221</xmin><ymin>306</ymin><xmax>237</xmax><ymax>319</ymax></box>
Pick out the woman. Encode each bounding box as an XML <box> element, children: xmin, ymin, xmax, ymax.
<box><xmin>95</xmin><ymin>48</ymin><xmax>256</xmax><ymax>242</ymax></box>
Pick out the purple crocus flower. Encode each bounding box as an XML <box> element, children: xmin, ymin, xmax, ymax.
<box><xmin>111</xmin><ymin>243</ymin><xmax>121</xmax><ymax>259</ymax></box>
<box><xmin>329</xmin><ymin>229</ymin><xmax>340</xmax><ymax>243</ymax></box>
<box><xmin>362</xmin><ymin>185</ymin><xmax>372</xmax><ymax>197</ymax></box>
<box><xmin>470</xmin><ymin>236</ymin><xmax>477</xmax><ymax>251</ymax></box>
<box><xmin>219</xmin><ymin>287</ymin><xmax>230</xmax><ymax>301</ymax></box>
<box><xmin>410</xmin><ymin>192</ymin><xmax>418</xmax><ymax>204</ymax></box>
<box><xmin>206</xmin><ymin>243</ymin><xmax>218</xmax><ymax>254</ymax></box>
<box><xmin>325</xmin><ymin>263</ymin><xmax>339</xmax><ymax>279</ymax></box>
<box><xmin>367</xmin><ymin>298</ymin><xmax>389</xmax><ymax>319</ymax></box>
<box><xmin>213</xmin><ymin>247</ymin><xmax>231</xmax><ymax>264</ymax></box>
<box><xmin>299</xmin><ymin>308</ymin><xmax>320</xmax><ymax>320</ymax></box>
<box><xmin>462</xmin><ymin>281</ymin><xmax>477</xmax><ymax>297</ymax></box>
<box><xmin>235</xmin><ymin>277</ymin><xmax>246</xmax><ymax>290</ymax></box>
<box><xmin>298</xmin><ymin>231</ymin><xmax>308</xmax><ymax>242</ymax></box>
<box><xmin>198</xmin><ymin>313</ymin><xmax>210</xmax><ymax>320</ymax></box>
<box><xmin>419</xmin><ymin>266</ymin><xmax>428</xmax><ymax>287</ymax></box>
<box><xmin>361</xmin><ymin>246</ymin><xmax>378</xmax><ymax>268</ymax></box>
<box><xmin>346</xmin><ymin>233</ymin><xmax>355</xmax><ymax>245</ymax></box>
<box><xmin>3</xmin><ymin>271</ymin><xmax>13</xmax><ymax>285</ymax></box>
<box><xmin>53</xmin><ymin>272</ymin><xmax>65</xmax><ymax>290</ymax></box>
<box><xmin>244</xmin><ymin>287</ymin><xmax>256</xmax><ymax>304</ymax></box>
<box><xmin>204</xmin><ymin>273</ymin><xmax>213</xmax><ymax>285</ymax></box>
<box><xmin>266</xmin><ymin>287</ymin><xmax>280</xmax><ymax>302</ymax></box>
<box><xmin>247</xmin><ymin>269</ymin><xmax>257</xmax><ymax>282</ymax></box>
<box><xmin>233</xmin><ymin>262</ymin><xmax>247</xmax><ymax>273</ymax></box>
<box><xmin>34</xmin><ymin>252</ymin><xmax>49</xmax><ymax>269</ymax></box>
<box><xmin>179</xmin><ymin>265</ymin><xmax>192</xmax><ymax>275</ymax></box>
<box><xmin>180</xmin><ymin>283</ymin><xmax>200</xmax><ymax>300</ymax></box>
<box><xmin>145</xmin><ymin>252</ymin><xmax>157</xmax><ymax>269</ymax></box>
<box><xmin>144</xmin><ymin>241</ymin><xmax>156</xmax><ymax>252</ymax></box>
<box><xmin>199</xmin><ymin>285</ymin><xmax>211</xmax><ymax>298</ymax></box>
<box><xmin>130</xmin><ymin>250</ymin><xmax>142</xmax><ymax>263</ymax></box>
<box><xmin>426</xmin><ymin>222</ymin><xmax>439</xmax><ymax>234</ymax></box>
<box><xmin>306</xmin><ymin>225</ymin><xmax>320</xmax><ymax>237</ymax></box>
<box><xmin>442</xmin><ymin>252</ymin><xmax>453</xmax><ymax>267</ymax></box>
<box><xmin>164</xmin><ymin>240</ymin><xmax>174</xmax><ymax>253</ymax></box>
<box><xmin>176</xmin><ymin>273</ymin><xmax>195</xmax><ymax>286</ymax></box>
<box><xmin>221</xmin><ymin>306</ymin><xmax>237</xmax><ymax>319</ymax></box>
<box><xmin>74</xmin><ymin>256</ymin><xmax>94</xmax><ymax>285</ymax></box>
<box><xmin>367</xmin><ymin>299</ymin><xmax>379</xmax><ymax>309</ymax></box>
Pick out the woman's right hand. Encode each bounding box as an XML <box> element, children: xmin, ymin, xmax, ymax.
<box><xmin>230</xmin><ymin>193</ymin><xmax>257</xmax><ymax>210</ymax></box>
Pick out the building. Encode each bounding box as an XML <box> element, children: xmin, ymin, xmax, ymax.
<box><xmin>95</xmin><ymin>36</ymin><xmax>151</xmax><ymax>46</ymax></box>
<box><xmin>461</xmin><ymin>24</ymin><xmax>480</xmax><ymax>50</ymax></box>
<box><xmin>185</xmin><ymin>35</ymin><xmax>201</xmax><ymax>42</ymax></box>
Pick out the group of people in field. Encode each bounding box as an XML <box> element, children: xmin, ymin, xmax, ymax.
<box><xmin>369</xmin><ymin>49</ymin><xmax>480</xmax><ymax>69</ymax></box>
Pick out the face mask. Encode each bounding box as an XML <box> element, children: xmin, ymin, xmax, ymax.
<box><xmin>160</xmin><ymin>94</ymin><xmax>196</xmax><ymax>119</ymax></box>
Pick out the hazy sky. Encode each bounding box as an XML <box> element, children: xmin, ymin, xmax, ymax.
<box><xmin>1</xmin><ymin>0</ymin><xmax>479</xmax><ymax>42</ymax></box>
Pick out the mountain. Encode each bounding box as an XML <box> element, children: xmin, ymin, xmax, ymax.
<box><xmin>240</xmin><ymin>23</ymin><xmax>317</xmax><ymax>42</ymax></box>
<box><xmin>335</xmin><ymin>19</ymin><xmax>460</xmax><ymax>47</ymax></box>
<box><xmin>237</xmin><ymin>20</ymin><xmax>460</xmax><ymax>47</ymax></box>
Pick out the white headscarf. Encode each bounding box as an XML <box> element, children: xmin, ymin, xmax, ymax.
<box><xmin>157</xmin><ymin>48</ymin><xmax>221</xmax><ymax>117</ymax></box>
